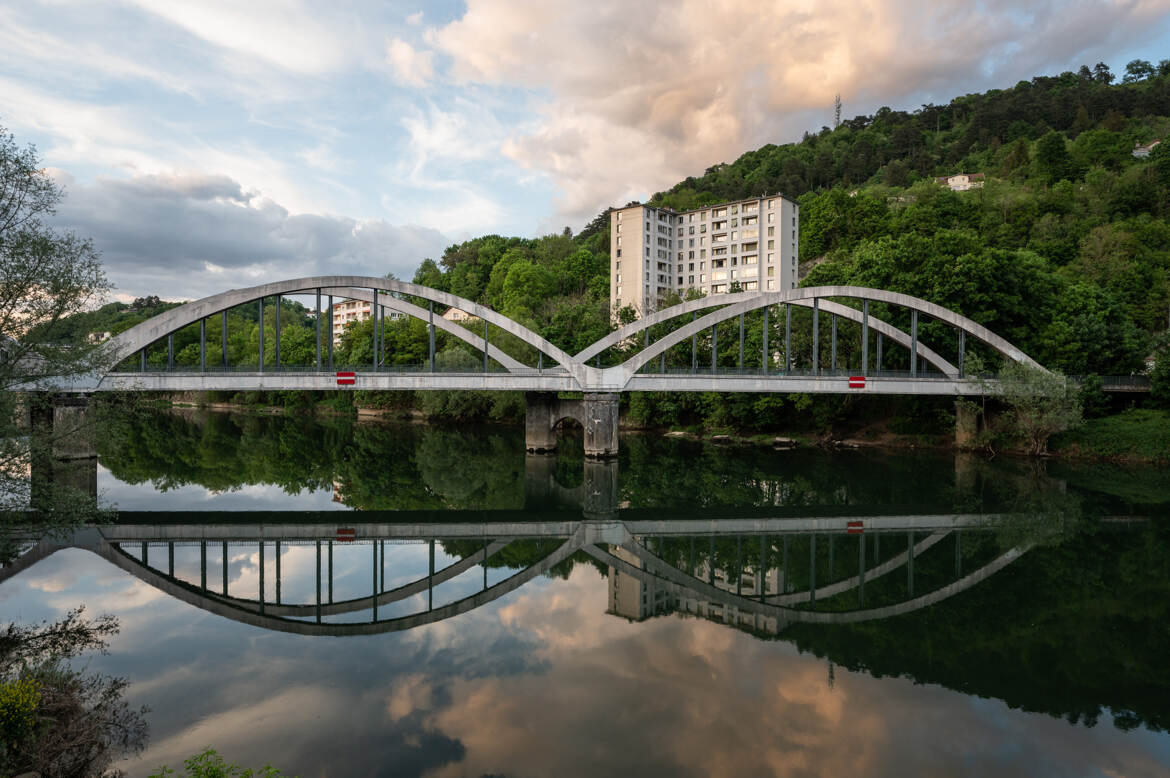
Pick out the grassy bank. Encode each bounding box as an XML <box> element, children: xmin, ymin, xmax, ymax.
<box><xmin>1051</xmin><ymin>409</ymin><xmax>1170</xmax><ymax>463</ymax></box>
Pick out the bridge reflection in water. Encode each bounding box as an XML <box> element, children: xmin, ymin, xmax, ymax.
<box><xmin>5</xmin><ymin>507</ymin><xmax>1028</xmax><ymax>638</ymax></box>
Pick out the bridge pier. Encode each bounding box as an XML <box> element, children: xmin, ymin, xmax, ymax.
<box><xmin>954</xmin><ymin>401</ymin><xmax>982</xmax><ymax>450</ymax></box>
<box><xmin>29</xmin><ymin>393</ymin><xmax>98</xmax><ymax>510</ymax></box>
<box><xmin>525</xmin><ymin>392</ymin><xmax>620</xmax><ymax>458</ymax></box>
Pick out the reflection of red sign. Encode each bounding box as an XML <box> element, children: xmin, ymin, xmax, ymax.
<box><xmin>336</xmin><ymin>371</ymin><xmax>356</xmax><ymax>386</ymax></box>
<box><xmin>337</xmin><ymin>528</ymin><xmax>356</xmax><ymax>542</ymax></box>
<box><xmin>846</xmin><ymin>521</ymin><xmax>864</xmax><ymax>534</ymax></box>
<box><xmin>848</xmin><ymin>376</ymin><xmax>866</xmax><ymax>389</ymax></box>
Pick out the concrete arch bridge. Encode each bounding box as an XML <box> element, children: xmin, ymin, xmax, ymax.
<box><xmin>34</xmin><ymin>275</ymin><xmax>1139</xmax><ymax>456</ymax></box>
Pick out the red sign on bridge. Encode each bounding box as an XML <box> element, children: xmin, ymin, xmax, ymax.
<box><xmin>848</xmin><ymin>376</ymin><xmax>866</xmax><ymax>389</ymax></box>
<box><xmin>336</xmin><ymin>371</ymin><xmax>356</xmax><ymax>386</ymax></box>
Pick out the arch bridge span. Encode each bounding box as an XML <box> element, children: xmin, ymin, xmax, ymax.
<box><xmin>41</xmin><ymin>276</ymin><xmax>1058</xmax><ymax>455</ymax></box>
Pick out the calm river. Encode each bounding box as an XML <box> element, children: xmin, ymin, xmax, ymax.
<box><xmin>3</xmin><ymin>409</ymin><xmax>1170</xmax><ymax>777</ymax></box>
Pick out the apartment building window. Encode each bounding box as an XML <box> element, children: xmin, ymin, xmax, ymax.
<box><xmin>677</xmin><ymin>252</ymin><xmax>683</xmax><ymax>261</ymax></box>
<box><xmin>744</xmin><ymin>281</ymin><xmax>758</xmax><ymax>291</ymax></box>
<box><xmin>767</xmin><ymin>240</ymin><xmax>774</xmax><ymax>250</ymax></box>
<box><xmin>688</xmin><ymin>275</ymin><xmax>694</xmax><ymax>284</ymax></box>
<box><xmin>616</xmin><ymin>285</ymin><xmax>622</xmax><ymax>295</ymax></box>
<box><xmin>767</xmin><ymin>253</ymin><xmax>774</xmax><ymax>262</ymax></box>
<box><xmin>700</xmin><ymin>211</ymin><xmax>707</xmax><ymax>220</ymax></box>
<box><xmin>677</xmin><ymin>276</ymin><xmax>683</xmax><ymax>285</ymax></box>
<box><xmin>768</xmin><ymin>198</ymin><xmax>776</xmax><ymax>208</ymax></box>
<box><xmin>689</xmin><ymin>226</ymin><xmax>694</xmax><ymax>235</ymax></box>
<box><xmin>689</xmin><ymin>239</ymin><xmax>694</xmax><ymax>248</ymax></box>
<box><xmin>657</xmin><ymin>237</ymin><xmax>668</xmax><ymax>247</ymax></box>
<box><xmin>688</xmin><ymin>214</ymin><xmax>694</xmax><ymax>222</ymax></box>
<box><xmin>743</xmin><ymin>254</ymin><xmax>758</xmax><ymax>264</ymax></box>
<box><xmin>616</xmin><ymin>249</ymin><xmax>622</xmax><ymax>257</ymax></box>
<box><xmin>713</xmin><ymin>246</ymin><xmax>727</xmax><ymax>256</ymax></box>
<box><xmin>616</xmin><ymin>211</ymin><xmax>622</xmax><ymax>221</ymax></box>
<box><xmin>688</xmin><ymin>251</ymin><xmax>695</xmax><ymax>260</ymax></box>
<box><xmin>688</xmin><ymin>262</ymin><xmax>694</xmax><ymax>270</ymax></box>
<box><xmin>615</xmin><ymin>273</ymin><xmax>621</xmax><ymax>283</ymax></box>
<box><xmin>700</xmin><ymin>224</ymin><xmax>707</xmax><ymax>233</ymax></box>
<box><xmin>768</xmin><ymin>227</ymin><xmax>774</xmax><ymax>237</ymax></box>
<box><xmin>731</xmin><ymin>231</ymin><xmax>737</xmax><ymax>241</ymax></box>
<box><xmin>616</xmin><ymin>236</ymin><xmax>622</xmax><ymax>246</ymax></box>
<box><xmin>767</xmin><ymin>266</ymin><xmax>774</xmax><ymax>276</ymax></box>
<box><xmin>700</xmin><ymin>273</ymin><xmax>706</xmax><ymax>282</ymax></box>
<box><xmin>699</xmin><ymin>261</ymin><xmax>705</xmax><ymax>270</ymax></box>
<box><xmin>700</xmin><ymin>237</ymin><xmax>706</xmax><ymax>246</ymax></box>
<box><xmin>712</xmin><ymin>283</ymin><xmax>726</xmax><ymax>293</ymax></box>
<box><xmin>713</xmin><ymin>270</ymin><xmax>727</xmax><ymax>281</ymax></box>
<box><xmin>712</xmin><ymin>234</ymin><xmax>726</xmax><ymax>243</ymax></box>
<box><xmin>616</xmin><ymin>224</ymin><xmax>622</xmax><ymax>233</ymax></box>
<box><xmin>677</xmin><ymin>228</ymin><xmax>684</xmax><ymax>237</ymax></box>
<box><xmin>712</xmin><ymin>259</ymin><xmax>725</xmax><ymax>269</ymax></box>
<box><xmin>730</xmin><ymin>205</ymin><xmax>738</xmax><ymax>214</ymax></box>
<box><xmin>792</xmin><ymin>216</ymin><xmax>796</xmax><ymax>226</ymax></box>
<box><xmin>699</xmin><ymin>249</ymin><xmax>706</xmax><ymax>259</ymax></box>
<box><xmin>767</xmin><ymin>280</ymin><xmax>775</xmax><ymax>290</ymax></box>
<box><xmin>713</xmin><ymin>208</ymin><xmax>726</xmax><ymax>217</ymax></box>
<box><xmin>792</xmin><ymin>230</ymin><xmax>796</xmax><ymax>239</ymax></box>
<box><xmin>743</xmin><ymin>201</ymin><xmax>757</xmax><ymax>213</ymax></box>
<box><xmin>645</xmin><ymin>247</ymin><xmax>649</xmax><ymax>257</ymax></box>
<box><xmin>767</xmin><ymin>212</ymin><xmax>774</xmax><ymax>223</ymax></box>
<box><xmin>658</xmin><ymin>274</ymin><xmax>666</xmax><ymax>283</ymax></box>
<box><xmin>730</xmin><ymin>218</ymin><xmax>738</xmax><ymax>228</ymax></box>
<box><xmin>712</xmin><ymin>220</ymin><xmax>727</xmax><ymax>230</ymax></box>
<box><xmin>743</xmin><ymin>242</ymin><xmax>757</xmax><ymax>252</ymax></box>
<box><xmin>658</xmin><ymin>262</ymin><xmax>667</xmax><ymax>271</ymax></box>
<box><xmin>743</xmin><ymin>215</ymin><xmax>757</xmax><ymax>226</ymax></box>
<box><xmin>615</xmin><ymin>261</ymin><xmax>620</xmax><ymax>270</ymax></box>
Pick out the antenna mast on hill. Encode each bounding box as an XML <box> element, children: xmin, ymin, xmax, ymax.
<box><xmin>834</xmin><ymin>94</ymin><xmax>842</xmax><ymax>129</ymax></box>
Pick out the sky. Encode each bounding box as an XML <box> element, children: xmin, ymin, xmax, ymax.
<box><xmin>5</xmin><ymin>0</ymin><xmax>1170</xmax><ymax>302</ymax></box>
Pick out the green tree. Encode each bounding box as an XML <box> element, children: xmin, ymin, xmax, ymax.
<box><xmin>1035</xmin><ymin>131</ymin><xmax>1075</xmax><ymax>184</ymax></box>
<box><xmin>992</xmin><ymin>362</ymin><xmax>1083</xmax><ymax>455</ymax></box>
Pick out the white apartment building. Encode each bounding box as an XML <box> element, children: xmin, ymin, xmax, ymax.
<box><xmin>610</xmin><ymin>195</ymin><xmax>799</xmax><ymax>316</ymax></box>
<box><xmin>330</xmin><ymin>300</ymin><xmax>402</xmax><ymax>345</ymax></box>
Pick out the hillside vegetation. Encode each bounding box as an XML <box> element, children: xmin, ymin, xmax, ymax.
<box><xmin>50</xmin><ymin>59</ymin><xmax>1170</xmax><ymax>428</ymax></box>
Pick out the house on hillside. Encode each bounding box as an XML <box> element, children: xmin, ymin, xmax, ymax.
<box><xmin>1133</xmin><ymin>140</ymin><xmax>1161</xmax><ymax>158</ymax></box>
<box><xmin>935</xmin><ymin>173</ymin><xmax>985</xmax><ymax>191</ymax></box>
<box><xmin>442</xmin><ymin>307</ymin><xmax>478</xmax><ymax>323</ymax></box>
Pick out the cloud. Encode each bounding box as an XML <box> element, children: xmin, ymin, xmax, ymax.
<box><xmin>386</xmin><ymin>37</ymin><xmax>435</xmax><ymax>87</ymax></box>
<box><xmin>429</xmin><ymin>0</ymin><xmax>1170</xmax><ymax>228</ymax></box>
<box><xmin>50</xmin><ymin>171</ymin><xmax>451</xmax><ymax>300</ymax></box>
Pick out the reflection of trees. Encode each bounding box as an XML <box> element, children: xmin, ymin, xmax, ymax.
<box><xmin>784</xmin><ymin>520</ymin><xmax>1170</xmax><ymax>734</ymax></box>
<box><xmin>0</xmin><ymin>608</ymin><xmax>148</xmax><ymax>777</ymax></box>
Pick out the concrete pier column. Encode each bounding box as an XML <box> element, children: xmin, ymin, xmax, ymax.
<box><xmin>524</xmin><ymin>392</ymin><xmax>559</xmax><ymax>453</ymax></box>
<box><xmin>29</xmin><ymin>393</ymin><xmax>98</xmax><ymax>510</ymax></box>
<box><xmin>954</xmin><ymin>401</ymin><xmax>980</xmax><ymax>450</ymax></box>
<box><xmin>582</xmin><ymin>392</ymin><xmax>619</xmax><ymax>459</ymax></box>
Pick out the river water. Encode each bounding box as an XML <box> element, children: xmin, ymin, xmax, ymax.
<box><xmin>3</xmin><ymin>409</ymin><xmax>1170</xmax><ymax>777</ymax></box>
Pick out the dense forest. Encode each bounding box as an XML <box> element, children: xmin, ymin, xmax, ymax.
<box><xmin>51</xmin><ymin>58</ymin><xmax>1170</xmax><ymax>430</ymax></box>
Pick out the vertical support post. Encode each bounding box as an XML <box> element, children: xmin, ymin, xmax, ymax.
<box><xmin>910</xmin><ymin>309</ymin><xmax>918</xmax><ymax>377</ymax></box>
<box><xmin>831</xmin><ymin>314</ymin><xmax>838</xmax><ymax>373</ymax></box>
<box><xmin>708</xmin><ymin>535</ymin><xmax>715</xmax><ymax>585</ymax></box>
<box><xmin>738</xmin><ymin>312</ymin><xmax>744</xmax><ymax>369</ymax></box>
<box><xmin>428</xmin><ymin>301</ymin><xmax>435</xmax><ymax>372</ymax></box>
<box><xmin>140</xmin><ymin>349</ymin><xmax>146</xmax><ymax>371</ymax></box>
<box><xmin>258</xmin><ymin>298</ymin><xmax>264</xmax><ymax>371</ymax></box>
<box><xmin>315</xmin><ymin>540</ymin><xmax>322</xmax><ymax>623</ymax></box>
<box><xmin>168</xmin><ymin>542</ymin><xmax>174</xmax><ymax>577</ymax></box>
<box><xmin>861</xmin><ymin>300</ymin><xmax>869</xmax><ymax>376</ymax></box>
<box><xmin>759</xmin><ymin>535</ymin><xmax>766</xmax><ymax>602</ymax></box>
<box><xmin>735</xmin><ymin>536</ymin><xmax>743</xmax><ymax>595</ymax></box>
<box><xmin>812</xmin><ymin>298</ymin><xmax>820</xmax><ymax>375</ymax></box>
<box><xmin>809</xmin><ymin>534</ymin><xmax>817</xmax><ymax>604</ymax></box>
<box><xmin>275</xmin><ymin>294</ymin><xmax>281</xmax><ymax>369</ymax></box>
<box><xmin>328</xmin><ymin>541</ymin><xmax>333</xmax><ymax>603</ymax></box>
<box><xmin>222</xmin><ymin>310</ymin><xmax>228</xmax><ymax>368</ymax></box>
<box><xmin>711</xmin><ymin>324</ymin><xmax>717</xmax><ymax>372</ymax></box>
<box><xmin>275</xmin><ymin>540</ymin><xmax>281</xmax><ymax>605</ymax></box>
<box><xmin>691</xmin><ymin>311</ymin><xmax>698</xmax><ymax>373</ymax></box>
<box><xmin>643</xmin><ymin>328</ymin><xmax>649</xmax><ymax>375</ymax></box>
<box><xmin>380</xmin><ymin>540</ymin><xmax>385</xmax><ymax>590</ymax></box>
<box><xmin>380</xmin><ymin>305</ymin><xmax>386</xmax><ymax>368</ymax></box>
<box><xmin>428</xmin><ymin>539</ymin><xmax>435</xmax><ymax>610</ymax></box>
<box><xmin>142</xmin><ymin>542</ymin><xmax>147</xmax><ymax>565</ymax></box>
<box><xmin>200</xmin><ymin>318</ymin><xmax>206</xmax><ymax>372</ymax></box>
<box><xmin>858</xmin><ymin>534</ymin><xmax>866</xmax><ymax>606</ymax></box>
<box><xmin>372</xmin><ymin>289</ymin><xmax>378</xmax><ymax>370</ymax></box>
<box><xmin>782</xmin><ymin>536</ymin><xmax>789</xmax><ymax>593</ymax></box>
<box><xmin>315</xmin><ymin>289</ymin><xmax>322</xmax><ymax>369</ymax></box>
<box><xmin>222</xmin><ymin>541</ymin><xmax>228</xmax><ymax>595</ymax></box>
<box><xmin>167</xmin><ymin>334</ymin><xmax>174</xmax><ymax>370</ymax></box>
<box><xmin>259</xmin><ymin>541</ymin><xmax>265</xmax><ymax>614</ymax></box>
<box><xmin>200</xmin><ymin>542</ymin><xmax>206</xmax><ymax>590</ymax></box>
<box><xmin>907</xmin><ymin>531</ymin><xmax>915</xmax><ymax>596</ymax></box>
<box><xmin>958</xmin><ymin>330</ymin><xmax>966</xmax><ymax>378</ymax></box>
<box><xmin>761</xmin><ymin>306</ymin><xmax>769</xmax><ymax>374</ymax></box>
<box><xmin>326</xmin><ymin>295</ymin><xmax>334</xmax><ymax>369</ymax></box>
<box><xmin>483</xmin><ymin>538</ymin><xmax>489</xmax><ymax>590</ymax></box>
<box><xmin>785</xmin><ymin>305</ymin><xmax>791</xmax><ymax>372</ymax></box>
<box><xmin>372</xmin><ymin>539</ymin><xmax>378</xmax><ymax>622</ymax></box>
<box><xmin>483</xmin><ymin>319</ymin><xmax>489</xmax><ymax>373</ymax></box>
<box><xmin>876</xmin><ymin>333</ymin><xmax>883</xmax><ymax>373</ymax></box>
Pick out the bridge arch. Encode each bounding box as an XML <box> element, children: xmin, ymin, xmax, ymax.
<box><xmin>103</xmin><ymin>276</ymin><xmax>579</xmax><ymax>378</ymax></box>
<box><xmin>582</xmin><ymin>286</ymin><xmax>1041</xmax><ymax>386</ymax></box>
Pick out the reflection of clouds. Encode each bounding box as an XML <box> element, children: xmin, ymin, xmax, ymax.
<box><xmin>4</xmin><ymin>549</ymin><xmax>1170</xmax><ymax>777</ymax></box>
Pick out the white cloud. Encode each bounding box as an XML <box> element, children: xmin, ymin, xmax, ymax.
<box><xmin>428</xmin><ymin>0</ymin><xmax>1170</xmax><ymax>227</ymax></box>
<box><xmin>386</xmin><ymin>37</ymin><xmax>435</xmax><ymax>87</ymax></box>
